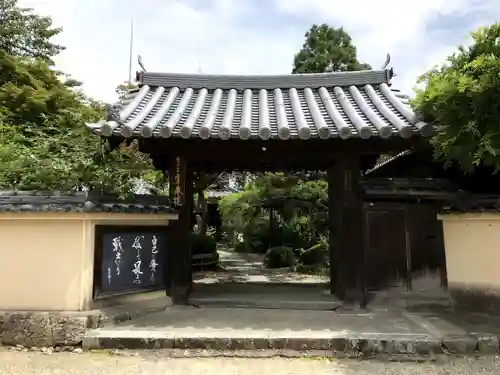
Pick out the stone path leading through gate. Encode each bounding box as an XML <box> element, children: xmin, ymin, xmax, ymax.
<box><xmin>191</xmin><ymin>250</ymin><xmax>338</xmax><ymax>310</ymax></box>
<box><xmin>193</xmin><ymin>250</ymin><xmax>328</xmax><ymax>285</ymax></box>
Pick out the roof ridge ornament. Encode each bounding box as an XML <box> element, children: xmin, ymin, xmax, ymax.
<box><xmin>106</xmin><ymin>104</ymin><xmax>121</xmax><ymax>123</ymax></box>
<box><xmin>379</xmin><ymin>53</ymin><xmax>395</xmax><ymax>84</ymax></box>
<box><xmin>138</xmin><ymin>55</ymin><xmax>146</xmax><ymax>72</ymax></box>
<box><xmin>380</xmin><ymin>53</ymin><xmax>391</xmax><ymax>69</ymax></box>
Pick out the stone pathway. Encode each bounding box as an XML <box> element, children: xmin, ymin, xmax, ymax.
<box><xmin>191</xmin><ymin>251</ymin><xmax>336</xmax><ymax>310</ymax></box>
<box><xmin>193</xmin><ymin>250</ymin><xmax>328</xmax><ymax>285</ymax></box>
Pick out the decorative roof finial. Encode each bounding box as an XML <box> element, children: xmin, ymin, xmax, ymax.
<box><xmin>380</xmin><ymin>53</ymin><xmax>391</xmax><ymax>69</ymax></box>
<box><xmin>138</xmin><ymin>55</ymin><xmax>146</xmax><ymax>72</ymax></box>
<box><xmin>106</xmin><ymin>104</ymin><xmax>121</xmax><ymax>123</ymax></box>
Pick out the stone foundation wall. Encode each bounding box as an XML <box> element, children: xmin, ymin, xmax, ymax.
<box><xmin>449</xmin><ymin>284</ymin><xmax>500</xmax><ymax>313</ymax></box>
<box><xmin>0</xmin><ymin>312</ymin><xmax>91</xmax><ymax>347</ymax></box>
<box><xmin>0</xmin><ymin>302</ymin><xmax>165</xmax><ymax>348</ymax></box>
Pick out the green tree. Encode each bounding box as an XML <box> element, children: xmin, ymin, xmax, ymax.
<box><xmin>0</xmin><ymin>50</ymin><xmax>162</xmax><ymax>195</ymax></box>
<box><xmin>292</xmin><ymin>24</ymin><xmax>371</xmax><ymax>74</ymax></box>
<box><xmin>413</xmin><ymin>23</ymin><xmax>500</xmax><ymax>172</ymax></box>
<box><xmin>0</xmin><ymin>0</ymin><xmax>64</xmax><ymax>64</ymax></box>
<box><xmin>0</xmin><ymin>0</ymin><xmax>165</xmax><ymax>196</ymax></box>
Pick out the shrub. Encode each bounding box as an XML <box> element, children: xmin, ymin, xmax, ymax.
<box><xmin>264</xmin><ymin>246</ymin><xmax>296</xmax><ymax>268</ymax></box>
<box><xmin>241</xmin><ymin>218</ymin><xmax>277</xmax><ymax>253</ymax></box>
<box><xmin>189</xmin><ymin>232</ymin><xmax>217</xmax><ymax>255</ymax></box>
<box><xmin>300</xmin><ymin>242</ymin><xmax>328</xmax><ymax>266</ymax></box>
<box><xmin>280</xmin><ymin>225</ymin><xmax>303</xmax><ymax>249</ymax></box>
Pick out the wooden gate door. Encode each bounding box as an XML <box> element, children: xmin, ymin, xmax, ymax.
<box><xmin>364</xmin><ymin>205</ymin><xmax>411</xmax><ymax>291</ymax></box>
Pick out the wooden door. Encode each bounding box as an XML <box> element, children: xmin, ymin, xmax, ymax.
<box><xmin>364</xmin><ymin>207</ymin><xmax>410</xmax><ymax>291</ymax></box>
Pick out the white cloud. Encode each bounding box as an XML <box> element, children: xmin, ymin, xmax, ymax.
<box><xmin>15</xmin><ymin>0</ymin><xmax>500</xmax><ymax>103</ymax></box>
<box><xmin>273</xmin><ymin>0</ymin><xmax>500</xmax><ymax>90</ymax></box>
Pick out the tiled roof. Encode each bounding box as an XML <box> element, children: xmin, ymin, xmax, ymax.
<box><xmin>88</xmin><ymin>69</ymin><xmax>433</xmax><ymax>141</ymax></box>
<box><xmin>0</xmin><ymin>192</ymin><xmax>175</xmax><ymax>214</ymax></box>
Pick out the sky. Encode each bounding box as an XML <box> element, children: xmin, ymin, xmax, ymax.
<box><xmin>17</xmin><ymin>0</ymin><xmax>500</xmax><ymax>104</ymax></box>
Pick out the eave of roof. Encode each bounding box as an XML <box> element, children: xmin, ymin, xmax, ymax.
<box><xmin>88</xmin><ymin>68</ymin><xmax>433</xmax><ymax>141</ymax></box>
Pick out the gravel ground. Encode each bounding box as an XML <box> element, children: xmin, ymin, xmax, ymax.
<box><xmin>1</xmin><ymin>349</ymin><xmax>499</xmax><ymax>375</ymax></box>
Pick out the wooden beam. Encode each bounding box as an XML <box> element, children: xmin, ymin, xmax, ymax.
<box><xmin>135</xmin><ymin>137</ymin><xmax>424</xmax><ymax>166</ymax></box>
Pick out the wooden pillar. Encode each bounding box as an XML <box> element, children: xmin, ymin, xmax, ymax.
<box><xmin>163</xmin><ymin>169</ymin><xmax>176</xmax><ymax>295</ymax></box>
<box><xmin>327</xmin><ymin>156</ymin><xmax>366</xmax><ymax>306</ymax></box>
<box><xmin>167</xmin><ymin>155</ymin><xmax>194</xmax><ymax>305</ymax></box>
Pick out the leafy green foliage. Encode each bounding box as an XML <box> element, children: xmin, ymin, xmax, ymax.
<box><xmin>292</xmin><ymin>24</ymin><xmax>371</xmax><ymax>74</ymax></box>
<box><xmin>0</xmin><ymin>54</ymin><xmax>162</xmax><ymax>194</ymax></box>
<box><xmin>0</xmin><ymin>0</ymin><xmax>64</xmax><ymax>64</ymax></box>
<box><xmin>0</xmin><ymin>1</ymin><xmax>164</xmax><ymax>196</ymax></box>
<box><xmin>219</xmin><ymin>173</ymin><xmax>329</xmax><ymax>263</ymax></box>
<box><xmin>264</xmin><ymin>246</ymin><xmax>296</xmax><ymax>269</ymax></box>
<box><xmin>413</xmin><ymin>23</ymin><xmax>500</xmax><ymax>172</ymax></box>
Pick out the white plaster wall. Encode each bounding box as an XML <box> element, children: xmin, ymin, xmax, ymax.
<box><xmin>439</xmin><ymin>213</ymin><xmax>500</xmax><ymax>292</ymax></box>
<box><xmin>0</xmin><ymin>213</ymin><xmax>175</xmax><ymax>311</ymax></box>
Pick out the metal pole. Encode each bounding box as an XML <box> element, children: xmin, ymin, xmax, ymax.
<box><xmin>128</xmin><ymin>16</ymin><xmax>134</xmax><ymax>84</ymax></box>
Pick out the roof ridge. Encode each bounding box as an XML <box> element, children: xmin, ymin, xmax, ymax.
<box><xmin>138</xmin><ymin>69</ymin><xmax>393</xmax><ymax>90</ymax></box>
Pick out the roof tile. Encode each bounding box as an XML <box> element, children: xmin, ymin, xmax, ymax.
<box><xmin>89</xmin><ymin>69</ymin><xmax>432</xmax><ymax>141</ymax></box>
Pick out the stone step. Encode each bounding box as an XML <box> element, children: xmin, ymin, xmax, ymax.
<box><xmin>192</xmin><ymin>282</ymin><xmax>329</xmax><ymax>294</ymax></box>
<box><xmin>189</xmin><ymin>296</ymin><xmax>342</xmax><ymax>311</ymax></box>
<box><xmin>82</xmin><ymin>327</ymin><xmax>497</xmax><ymax>357</ymax></box>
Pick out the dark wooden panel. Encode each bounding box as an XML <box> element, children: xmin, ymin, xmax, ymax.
<box><xmin>364</xmin><ymin>208</ymin><xmax>409</xmax><ymax>290</ymax></box>
<box><xmin>93</xmin><ymin>226</ymin><xmax>167</xmax><ymax>298</ymax></box>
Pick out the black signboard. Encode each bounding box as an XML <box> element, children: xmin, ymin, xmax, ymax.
<box><xmin>94</xmin><ymin>226</ymin><xmax>166</xmax><ymax>296</ymax></box>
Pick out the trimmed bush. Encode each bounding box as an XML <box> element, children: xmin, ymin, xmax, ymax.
<box><xmin>264</xmin><ymin>246</ymin><xmax>296</xmax><ymax>268</ymax></box>
<box><xmin>189</xmin><ymin>232</ymin><xmax>217</xmax><ymax>255</ymax></box>
<box><xmin>241</xmin><ymin>219</ymin><xmax>276</xmax><ymax>253</ymax></box>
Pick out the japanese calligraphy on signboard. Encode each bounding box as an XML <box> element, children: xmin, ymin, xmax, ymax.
<box><xmin>173</xmin><ymin>156</ymin><xmax>182</xmax><ymax>206</ymax></box>
<box><xmin>98</xmin><ymin>227</ymin><xmax>166</xmax><ymax>295</ymax></box>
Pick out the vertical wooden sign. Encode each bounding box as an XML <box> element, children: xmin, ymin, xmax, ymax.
<box><xmin>173</xmin><ymin>156</ymin><xmax>183</xmax><ymax>206</ymax></box>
